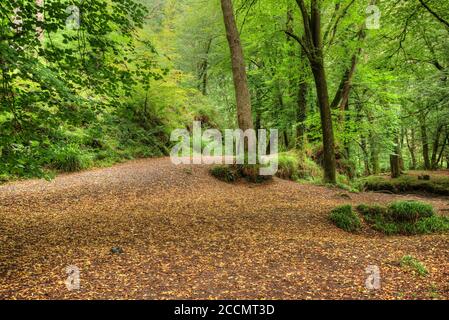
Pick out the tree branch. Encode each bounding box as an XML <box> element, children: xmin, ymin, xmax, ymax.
<box><xmin>419</xmin><ymin>0</ymin><xmax>449</xmax><ymax>29</ymax></box>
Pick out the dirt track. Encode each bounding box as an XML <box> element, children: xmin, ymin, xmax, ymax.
<box><xmin>0</xmin><ymin>157</ymin><xmax>448</xmax><ymax>299</ymax></box>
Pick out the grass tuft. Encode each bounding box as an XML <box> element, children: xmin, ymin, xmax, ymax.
<box><xmin>355</xmin><ymin>201</ymin><xmax>448</xmax><ymax>235</ymax></box>
<box><xmin>329</xmin><ymin>205</ymin><xmax>361</xmax><ymax>232</ymax></box>
<box><xmin>400</xmin><ymin>255</ymin><xmax>428</xmax><ymax>276</ymax></box>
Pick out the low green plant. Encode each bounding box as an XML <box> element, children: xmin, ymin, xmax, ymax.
<box><xmin>388</xmin><ymin>201</ymin><xmax>434</xmax><ymax>222</ymax></box>
<box><xmin>49</xmin><ymin>145</ymin><xmax>91</xmax><ymax>172</ymax></box>
<box><xmin>277</xmin><ymin>153</ymin><xmax>299</xmax><ymax>180</ymax></box>
<box><xmin>329</xmin><ymin>205</ymin><xmax>361</xmax><ymax>232</ymax></box>
<box><xmin>355</xmin><ymin>201</ymin><xmax>448</xmax><ymax>235</ymax></box>
<box><xmin>276</xmin><ymin>152</ymin><xmax>322</xmax><ymax>181</ymax></box>
<box><xmin>400</xmin><ymin>255</ymin><xmax>428</xmax><ymax>276</ymax></box>
<box><xmin>210</xmin><ymin>165</ymin><xmax>239</xmax><ymax>183</ymax></box>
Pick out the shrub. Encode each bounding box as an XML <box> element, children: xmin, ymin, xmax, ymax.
<box><xmin>357</xmin><ymin>204</ymin><xmax>386</xmax><ymax>217</ymax></box>
<box><xmin>388</xmin><ymin>201</ymin><xmax>435</xmax><ymax>222</ymax></box>
<box><xmin>415</xmin><ymin>216</ymin><xmax>449</xmax><ymax>234</ymax></box>
<box><xmin>276</xmin><ymin>152</ymin><xmax>322</xmax><ymax>181</ymax></box>
<box><xmin>277</xmin><ymin>153</ymin><xmax>299</xmax><ymax>180</ymax></box>
<box><xmin>400</xmin><ymin>255</ymin><xmax>428</xmax><ymax>276</ymax></box>
<box><xmin>329</xmin><ymin>205</ymin><xmax>361</xmax><ymax>232</ymax></box>
<box><xmin>210</xmin><ymin>165</ymin><xmax>239</xmax><ymax>183</ymax></box>
<box><xmin>355</xmin><ymin>201</ymin><xmax>448</xmax><ymax>235</ymax></box>
<box><xmin>50</xmin><ymin>144</ymin><xmax>89</xmax><ymax>172</ymax></box>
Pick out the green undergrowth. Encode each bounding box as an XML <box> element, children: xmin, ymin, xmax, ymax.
<box><xmin>400</xmin><ymin>255</ymin><xmax>429</xmax><ymax>276</ymax></box>
<box><xmin>329</xmin><ymin>205</ymin><xmax>361</xmax><ymax>232</ymax></box>
<box><xmin>330</xmin><ymin>200</ymin><xmax>449</xmax><ymax>235</ymax></box>
<box><xmin>354</xmin><ymin>201</ymin><xmax>449</xmax><ymax>235</ymax></box>
<box><xmin>360</xmin><ymin>174</ymin><xmax>449</xmax><ymax>196</ymax></box>
<box><xmin>210</xmin><ymin>163</ymin><xmax>272</xmax><ymax>184</ymax></box>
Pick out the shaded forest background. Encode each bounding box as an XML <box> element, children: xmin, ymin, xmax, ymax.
<box><xmin>1</xmin><ymin>0</ymin><xmax>449</xmax><ymax>186</ymax></box>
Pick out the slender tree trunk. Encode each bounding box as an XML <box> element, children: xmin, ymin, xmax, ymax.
<box><xmin>420</xmin><ymin>116</ymin><xmax>431</xmax><ymax>170</ymax></box>
<box><xmin>286</xmin><ymin>6</ymin><xmax>308</xmax><ymax>151</ymax></box>
<box><xmin>296</xmin><ymin>79</ymin><xmax>308</xmax><ymax>150</ymax></box>
<box><xmin>311</xmin><ymin>61</ymin><xmax>337</xmax><ymax>183</ymax></box>
<box><xmin>390</xmin><ymin>132</ymin><xmax>402</xmax><ymax>178</ymax></box>
<box><xmin>220</xmin><ymin>0</ymin><xmax>253</xmax><ymax>131</ymax></box>
<box><xmin>431</xmin><ymin>124</ymin><xmax>443</xmax><ymax>169</ymax></box>
<box><xmin>285</xmin><ymin>0</ymin><xmax>337</xmax><ymax>183</ymax></box>
<box><xmin>197</xmin><ymin>38</ymin><xmax>212</xmax><ymax>96</ymax></box>
<box><xmin>436</xmin><ymin>133</ymin><xmax>448</xmax><ymax>168</ymax></box>
<box><xmin>361</xmin><ymin>137</ymin><xmax>371</xmax><ymax>176</ymax></box>
<box><xmin>406</xmin><ymin>128</ymin><xmax>417</xmax><ymax>170</ymax></box>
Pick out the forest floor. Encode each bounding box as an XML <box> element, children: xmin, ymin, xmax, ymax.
<box><xmin>0</xmin><ymin>157</ymin><xmax>448</xmax><ymax>300</ymax></box>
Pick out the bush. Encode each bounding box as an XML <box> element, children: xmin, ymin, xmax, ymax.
<box><xmin>49</xmin><ymin>144</ymin><xmax>90</xmax><ymax>172</ymax></box>
<box><xmin>388</xmin><ymin>201</ymin><xmax>435</xmax><ymax>222</ymax></box>
<box><xmin>415</xmin><ymin>216</ymin><xmax>449</xmax><ymax>234</ymax></box>
<box><xmin>210</xmin><ymin>165</ymin><xmax>239</xmax><ymax>183</ymax></box>
<box><xmin>400</xmin><ymin>255</ymin><xmax>428</xmax><ymax>276</ymax></box>
<box><xmin>355</xmin><ymin>201</ymin><xmax>448</xmax><ymax>235</ymax></box>
<box><xmin>276</xmin><ymin>152</ymin><xmax>322</xmax><ymax>181</ymax></box>
<box><xmin>277</xmin><ymin>153</ymin><xmax>299</xmax><ymax>180</ymax></box>
<box><xmin>329</xmin><ymin>205</ymin><xmax>361</xmax><ymax>232</ymax></box>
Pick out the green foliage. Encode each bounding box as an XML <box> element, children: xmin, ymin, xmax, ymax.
<box><xmin>361</xmin><ymin>175</ymin><xmax>449</xmax><ymax>196</ymax></box>
<box><xmin>400</xmin><ymin>256</ymin><xmax>429</xmax><ymax>277</ymax></box>
<box><xmin>276</xmin><ymin>152</ymin><xmax>322</xmax><ymax>181</ymax></box>
<box><xmin>388</xmin><ymin>201</ymin><xmax>435</xmax><ymax>222</ymax></box>
<box><xmin>49</xmin><ymin>144</ymin><xmax>90</xmax><ymax>173</ymax></box>
<box><xmin>356</xmin><ymin>201</ymin><xmax>449</xmax><ymax>235</ymax></box>
<box><xmin>210</xmin><ymin>165</ymin><xmax>239</xmax><ymax>183</ymax></box>
<box><xmin>329</xmin><ymin>205</ymin><xmax>361</xmax><ymax>233</ymax></box>
<box><xmin>0</xmin><ymin>0</ymin><xmax>221</xmax><ymax>182</ymax></box>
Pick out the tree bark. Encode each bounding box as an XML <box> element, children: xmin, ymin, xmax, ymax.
<box><xmin>406</xmin><ymin>128</ymin><xmax>417</xmax><ymax>170</ymax></box>
<box><xmin>420</xmin><ymin>116</ymin><xmax>431</xmax><ymax>170</ymax></box>
<box><xmin>197</xmin><ymin>38</ymin><xmax>212</xmax><ymax>96</ymax></box>
<box><xmin>390</xmin><ymin>154</ymin><xmax>400</xmax><ymax>178</ymax></box>
<box><xmin>220</xmin><ymin>0</ymin><xmax>253</xmax><ymax>131</ymax></box>
<box><xmin>287</xmin><ymin>0</ymin><xmax>337</xmax><ymax>183</ymax></box>
<box><xmin>296</xmin><ymin>79</ymin><xmax>308</xmax><ymax>149</ymax></box>
<box><xmin>287</xmin><ymin>8</ymin><xmax>308</xmax><ymax>151</ymax></box>
<box><xmin>436</xmin><ymin>133</ymin><xmax>448</xmax><ymax>169</ymax></box>
<box><xmin>431</xmin><ymin>124</ymin><xmax>443</xmax><ymax>169</ymax></box>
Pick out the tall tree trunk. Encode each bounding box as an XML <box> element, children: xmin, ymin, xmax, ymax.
<box><xmin>436</xmin><ymin>133</ymin><xmax>448</xmax><ymax>169</ymax></box>
<box><xmin>420</xmin><ymin>115</ymin><xmax>431</xmax><ymax>170</ymax></box>
<box><xmin>361</xmin><ymin>136</ymin><xmax>371</xmax><ymax>176</ymax></box>
<box><xmin>296</xmin><ymin>79</ymin><xmax>308</xmax><ymax>150</ymax></box>
<box><xmin>220</xmin><ymin>0</ymin><xmax>253</xmax><ymax>131</ymax></box>
<box><xmin>431</xmin><ymin>124</ymin><xmax>443</xmax><ymax>169</ymax></box>
<box><xmin>390</xmin><ymin>132</ymin><xmax>402</xmax><ymax>178</ymax></box>
<box><xmin>285</xmin><ymin>0</ymin><xmax>337</xmax><ymax>183</ymax></box>
<box><xmin>287</xmin><ymin>8</ymin><xmax>308</xmax><ymax>151</ymax></box>
<box><xmin>365</xmin><ymin>112</ymin><xmax>379</xmax><ymax>174</ymax></box>
<box><xmin>311</xmin><ymin>61</ymin><xmax>337</xmax><ymax>183</ymax></box>
<box><xmin>406</xmin><ymin>128</ymin><xmax>417</xmax><ymax>170</ymax></box>
<box><xmin>197</xmin><ymin>38</ymin><xmax>212</xmax><ymax>96</ymax></box>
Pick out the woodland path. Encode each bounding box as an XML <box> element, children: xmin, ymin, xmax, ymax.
<box><xmin>0</xmin><ymin>157</ymin><xmax>448</xmax><ymax>299</ymax></box>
